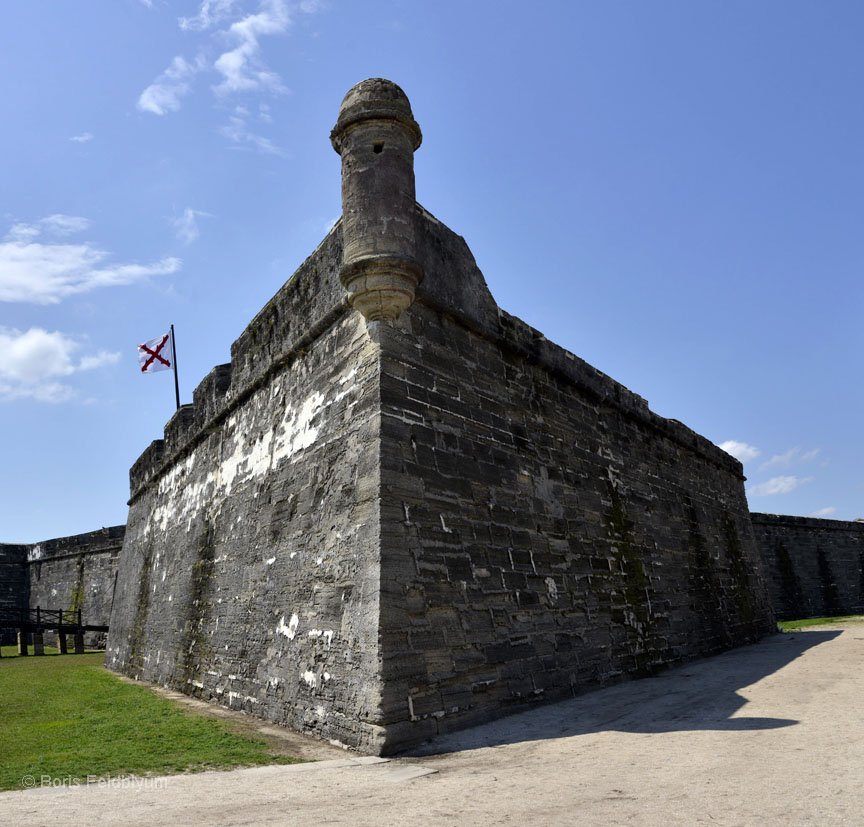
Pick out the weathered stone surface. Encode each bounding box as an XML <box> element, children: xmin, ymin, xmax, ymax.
<box><xmin>107</xmin><ymin>226</ymin><xmax>389</xmax><ymax>753</ymax></box>
<box><xmin>372</xmin><ymin>210</ymin><xmax>774</xmax><ymax>751</ymax></box>
<box><xmin>0</xmin><ymin>527</ymin><xmax>124</xmax><ymax>648</ymax></box>
<box><xmin>26</xmin><ymin>527</ymin><xmax>124</xmax><ymax>648</ymax></box>
<box><xmin>752</xmin><ymin>513</ymin><xmax>864</xmax><ymax>620</ymax></box>
<box><xmin>104</xmin><ymin>203</ymin><xmax>775</xmax><ymax>754</ymax></box>
<box><xmin>104</xmin><ymin>79</ymin><xmax>776</xmax><ymax>756</ymax></box>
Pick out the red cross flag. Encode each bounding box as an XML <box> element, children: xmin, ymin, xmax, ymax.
<box><xmin>137</xmin><ymin>332</ymin><xmax>173</xmax><ymax>373</ymax></box>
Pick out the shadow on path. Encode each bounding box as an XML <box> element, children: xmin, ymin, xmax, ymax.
<box><xmin>406</xmin><ymin>630</ymin><xmax>841</xmax><ymax>756</ymax></box>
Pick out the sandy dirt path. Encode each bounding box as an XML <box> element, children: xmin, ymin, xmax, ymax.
<box><xmin>3</xmin><ymin>623</ymin><xmax>862</xmax><ymax>826</ymax></box>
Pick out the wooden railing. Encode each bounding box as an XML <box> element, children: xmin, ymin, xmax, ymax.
<box><xmin>0</xmin><ymin>607</ymin><xmax>83</xmax><ymax>628</ymax></box>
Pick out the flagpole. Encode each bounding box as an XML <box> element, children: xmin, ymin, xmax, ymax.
<box><xmin>170</xmin><ymin>324</ymin><xmax>180</xmax><ymax>411</ymax></box>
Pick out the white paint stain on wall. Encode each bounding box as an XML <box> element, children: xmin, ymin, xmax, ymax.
<box><xmin>277</xmin><ymin>613</ymin><xmax>299</xmax><ymax>640</ymax></box>
<box><xmin>227</xmin><ymin>691</ymin><xmax>260</xmax><ymax>706</ymax></box>
<box><xmin>149</xmin><ymin>383</ymin><xmax>335</xmax><ymax>533</ymax></box>
<box><xmin>271</xmin><ymin>391</ymin><xmax>325</xmax><ymax>465</ymax></box>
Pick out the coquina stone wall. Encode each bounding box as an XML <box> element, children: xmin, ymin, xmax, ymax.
<box><xmin>106</xmin><ymin>228</ymin><xmax>389</xmax><ymax>752</ymax></box>
<box><xmin>751</xmin><ymin>513</ymin><xmax>864</xmax><ymax>621</ymax></box>
<box><xmin>0</xmin><ymin>527</ymin><xmax>123</xmax><ymax>648</ymax></box>
<box><xmin>373</xmin><ymin>208</ymin><xmax>775</xmax><ymax>750</ymax></box>
<box><xmin>105</xmin><ymin>78</ymin><xmax>775</xmax><ymax>755</ymax></box>
<box><xmin>105</xmin><ymin>205</ymin><xmax>775</xmax><ymax>754</ymax></box>
<box><xmin>27</xmin><ymin>526</ymin><xmax>125</xmax><ymax>647</ymax></box>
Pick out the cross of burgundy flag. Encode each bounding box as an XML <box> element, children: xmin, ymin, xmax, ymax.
<box><xmin>137</xmin><ymin>325</ymin><xmax>181</xmax><ymax>410</ymax></box>
<box><xmin>137</xmin><ymin>332</ymin><xmax>173</xmax><ymax>373</ymax></box>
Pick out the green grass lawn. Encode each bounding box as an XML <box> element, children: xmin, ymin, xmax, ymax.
<box><xmin>778</xmin><ymin>614</ymin><xmax>864</xmax><ymax>631</ymax></box>
<box><xmin>0</xmin><ymin>646</ymin><xmax>299</xmax><ymax>791</ymax></box>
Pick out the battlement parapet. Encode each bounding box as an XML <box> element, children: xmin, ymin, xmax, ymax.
<box><xmin>127</xmin><ymin>225</ymin><xmax>350</xmax><ymax>502</ymax></box>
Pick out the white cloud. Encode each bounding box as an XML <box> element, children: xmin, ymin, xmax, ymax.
<box><xmin>6</xmin><ymin>223</ymin><xmax>40</xmax><ymax>243</ymax></box>
<box><xmin>760</xmin><ymin>448</ymin><xmax>798</xmax><ymax>469</ymax></box>
<box><xmin>0</xmin><ymin>327</ymin><xmax>120</xmax><ymax>403</ymax></box>
<box><xmin>69</xmin><ymin>132</ymin><xmax>93</xmax><ymax>143</ymax></box>
<box><xmin>179</xmin><ymin>0</ymin><xmax>238</xmax><ymax>31</ymax></box>
<box><xmin>747</xmin><ymin>475</ymin><xmax>813</xmax><ymax>497</ymax></box>
<box><xmin>219</xmin><ymin>115</ymin><xmax>288</xmax><ymax>156</ymax></box>
<box><xmin>138</xmin><ymin>0</ymin><xmax>153</xmax><ymax>6</ymax></box>
<box><xmin>810</xmin><ymin>507</ymin><xmax>837</xmax><ymax>518</ymax></box>
<box><xmin>760</xmin><ymin>446</ymin><xmax>821</xmax><ymax>471</ymax></box>
<box><xmin>138</xmin><ymin>56</ymin><xmax>203</xmax><ymax>116</ymax></box>
<box><xmin>0</xmin><ymin>217</ymin><xmax>181</xmax><ymax>304</ymax></box>
<box><xmin>5</xmin><ymin>214</ymin><xmax>90</xmax><ymax>244</ymax></box>
<box><xmin>142</xmin><ymin>1</ymin><xmax>326</xmax><ymax>120</ymax></box>
<box><xmin>41</xmin><ymin>215</ymin><xmax>91</xmax><ymax>236</ymax></box>
<box><xmin>719</xmin><ymin>440</ymin><xmax>761</xmax><ymax>463</ymax></box>
<box><xmin>172</xmin><ymin>208</ymin><xmax>212</xmax><ymax>244</ymax></box>
<box><xmin>213</xmin><ymin>0</ymin><xmax>291</xmax><ymax>95</ymax></box>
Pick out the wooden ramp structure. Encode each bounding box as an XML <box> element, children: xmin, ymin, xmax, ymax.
<box><xmin>0</xmin><ymin>607</ymin><xmax>109</xmax><ymax>656</ymax></box>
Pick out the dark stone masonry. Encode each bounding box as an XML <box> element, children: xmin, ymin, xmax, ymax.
<box><xmin>0</xmin><ymin>526</ymin><xmax>125</xmax><ymax>647</ymax></box>
<box><xmin>104</xmin><ymin>79</ymin><xmax>775</xmax><ymax>754</ymax></box>
<box><xmin>751</xmin><ymin>513</ymin><xmax>864</xmax><ymax>621</ymax></box>
<box><xmin>0</xmin><ymin>543</ymin><xmax>29</xmax><ymax>645</ymax></box>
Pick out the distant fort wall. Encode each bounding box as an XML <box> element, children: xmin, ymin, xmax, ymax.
<box><xmin>0</xmin><ymin>543</ymin><xmax>29</xmax><ymax>645</ymax></box>
<box><xmin>751</xmin><ymin>513</ymin><xmax>864</xmax><ymax>621</ymax></box>
<box><xmin>0</xmin><ymin>526</ymin><xmax>124</xmax><ymax>647</ymax></box>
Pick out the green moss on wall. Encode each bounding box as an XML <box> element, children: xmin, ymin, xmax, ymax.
<box><xmin>606</xmin><ymin>481</ymin><xmax>662</xmax><ymax>671</ymax></box>
<box><xmin>685</xmin><ymin>499</ymin><xmax>730</xmax><ymax>648</ymax></box>
<box><xmin>723</xmin><ymin>513</ymin><xmax>757</xmax><ymax>628</ymax></box>
<box><xmin>129</xmin><ymin>542</ymin><xmax>154</xmax><ymax>672</ymax></box>
<box><xmin>69</xmin><ymin>555</ymin><xmax>85</xmax><ymax>615</ymax></box>
<box><xmin>174</xmin><ymin>520</ymin><xmax>216</xmax><ymax>692</ymax></box>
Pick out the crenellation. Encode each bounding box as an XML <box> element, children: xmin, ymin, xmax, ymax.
<box><xmin>227</xmin><ymin>224</ymin><xmax>347</xmax><ymax>392</ymax></box>
<box><xmin>129</xmin><ymin>439</ymin><xmax>166</xmax><ymax>497</ymax></box>
<box><xmin>191</xmin><ymin>363</ymin><xmax>233</xmax><ymax>431</ymax></box>
<box><xmin>162</xmin><ymin>404</ymin><xmax>196</xmax><ymax>456</ymax></box>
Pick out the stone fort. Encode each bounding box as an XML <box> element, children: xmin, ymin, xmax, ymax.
<box><xmin>1</xmin><ymin>80</ymin><xmax>861</xmax><ymax>754</ymax></box>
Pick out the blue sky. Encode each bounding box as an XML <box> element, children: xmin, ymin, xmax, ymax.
<box><xmin>1</xmin><ymin>0</ymin><xmax>861</xmax><ymax>542</ymax></box>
